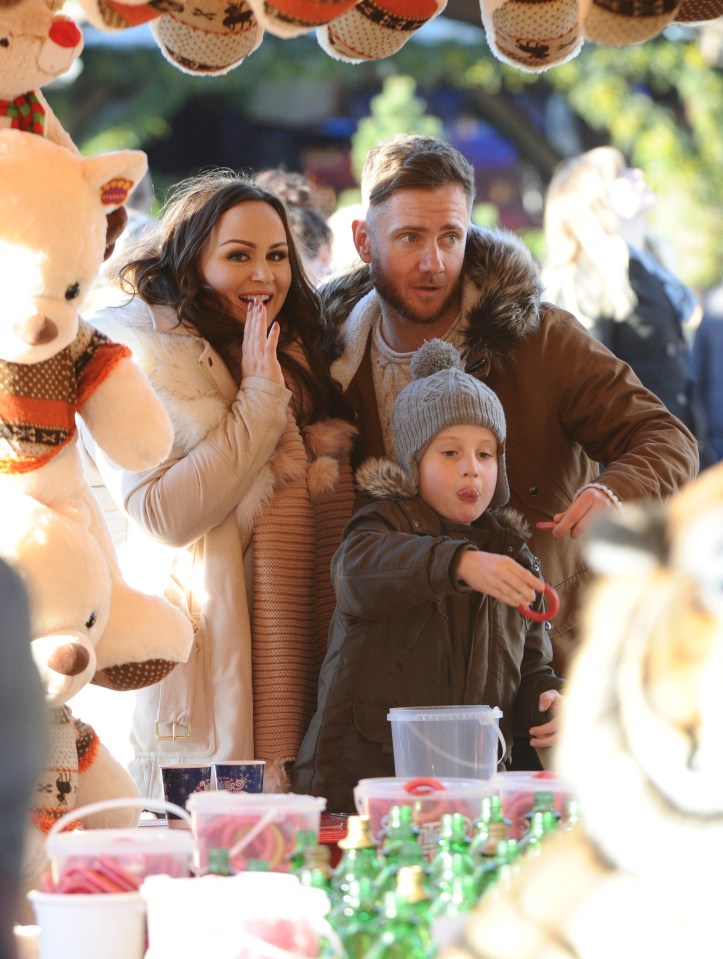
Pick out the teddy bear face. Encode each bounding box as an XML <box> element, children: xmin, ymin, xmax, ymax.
<box><xmin>0</xmin><ymin>129</ymin><xmax>147</xmax><ymax>363</ymax></box>
<box><xmin>0</xmin><ymin>0</ymin><xmax>84</xmax><ymax>100</ymax></box>
<box><xmin>0</xmin><ymin>496</ymin><xmax>112</xmax><ymax>708</ymax></box>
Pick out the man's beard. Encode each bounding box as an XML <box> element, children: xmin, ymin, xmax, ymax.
<box><xmin>370</xmin><ymin>260</ymin><xmax>462</xmax><ymax>327</ymax></box>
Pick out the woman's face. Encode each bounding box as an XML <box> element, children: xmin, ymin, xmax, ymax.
<box><xmin>199</xmin><ymin>201</ymin><xmax>292</xmax><ymax>326</ymax></box>
<box><xmin>609</xmin><ymin>167</ymin><xmax>656</xmax><ymax>222</ymax></box>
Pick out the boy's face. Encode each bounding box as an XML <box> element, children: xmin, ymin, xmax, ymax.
<box><xmin>418</xmin><ymin>424</ymin><xmax>498</xmax><ymax>525</ymax></box>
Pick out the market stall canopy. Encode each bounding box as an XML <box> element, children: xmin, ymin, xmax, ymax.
<box><xmin>72</xmin><ymin>0</ymin><xmax>723</xmax><ymax>74</ymax></box>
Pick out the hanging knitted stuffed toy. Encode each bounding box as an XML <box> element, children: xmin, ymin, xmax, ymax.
<box><xmin>0</xmin><ymin>0</ymin><xmax>83</xmax><ymax>150</ymax></box>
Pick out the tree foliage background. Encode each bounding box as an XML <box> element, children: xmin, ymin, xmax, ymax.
<box><xmin>50</xmin><ymin>15</ymin><xmax>723</xmax><ymax>289</ymax></box>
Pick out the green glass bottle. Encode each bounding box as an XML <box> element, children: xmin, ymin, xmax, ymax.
<box><xmin>431</xmin><ymin>852</ymin><xmax>479</xmax><ymax>919</ymax></box>
<box><xmin>564</xmin><ymin>798</ymin><xmax>580</xmax><ymax>829</ymax></box>
<box><xmin>374</xmin><ymin>804</ymin><xmax>428</xmax><ymax>904</ymax></box>
<box><xmin>395</xmin><ymin>864</ymin><xmax>434</xmax><ymax>929</ymax></box>
<box><xmin>364</xmin><ymin>873</ymin><xmax>435</xmax><ymax>959</ymax></box>
<box><xmin>524</xmin><ymin>790</ymin><xmax>561</xmax><ymax>828</ymax></box>
<box><xmin>430</xmin><ymin>812</ymin><xmax>475</xmax><ymax>888</ymax></box>
<box><xmin>287</xmin><ymin>828</ymin><xmax>319</xmax><ymax>875</ymax></box>
<box><xmin>517</xmin><ymin>808</ymin><xmax>557</xmax><ymax>859</ymax></box>
<box><xmin>469</xmin><ymin>794</ymin><xmax>510</xmax><ymax>866</ymax></box>
<box><xmin>331</xmin><ymin>815</ymin><xmax>379</xmax><ymax>907</ymax></box>
<box><xmin>298</xmin><ymin>843</ymin><xmax>333</xmax><ymax>893</ymax></box>
<box><xmin>207</xmin><ymin>847</ymin><xmax>233</xmax><ymax>876</ymax></box>
<box><xmin>475</xmin><ymin>838</ymin><xmax>518</xmax><ymax>898</ymax></box>
<box><xmin>328</xmin><ymin>873</ymin><xmax>379</xmax><ymax>959</ymax></box>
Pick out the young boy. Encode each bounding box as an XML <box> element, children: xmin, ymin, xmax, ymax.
<box><xmin>292</xmin><ymin>340</ymin><xmax>564</xmax><ymax>813</ymax></box>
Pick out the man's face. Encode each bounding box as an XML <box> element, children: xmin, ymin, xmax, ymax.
<box><xmin>354</xmin><ymin>185</ymin><xmax>471</xmax><ymax>331</ymax></box>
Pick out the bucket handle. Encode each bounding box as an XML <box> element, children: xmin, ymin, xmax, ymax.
<box><xmin>48</xmin><ymin>796</ymin><xmax>191</xmax><ymax>839</ymax></box>
<box><xmin>405</xmin><ymin>720</ymin><xmax>507</xmax><ymax>771</ymax></box>
<box><xmin>403</xmin><ymin>777</ymin><xmax>446</xmax><ymax>795</ymax></box>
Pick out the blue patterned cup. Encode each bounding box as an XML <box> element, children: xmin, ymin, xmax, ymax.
<box><xmin>160</xmin><ymin>764</ymin><xmax>213</xmax><ymax>824</ymax></box>
<box><xmin>213</xmin><ymin>760</ymin><xmax>265</xmax><ymax>794</ymax></box>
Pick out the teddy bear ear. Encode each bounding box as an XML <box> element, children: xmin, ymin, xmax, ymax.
<box><xmin>81</xmin><ymin>149</ymin><xmax>149</xmax><ymax>213</ymax></box>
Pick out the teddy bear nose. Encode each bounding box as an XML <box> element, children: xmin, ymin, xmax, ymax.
<box><xmin>13</xmin><ymin>314</ymin><xmax>58</xmax><ymax>346</ymax></box>
<box><xmin>47</xmin><ymin>643</ymin><xmax>90</xmax><ymax>677</ymax></box>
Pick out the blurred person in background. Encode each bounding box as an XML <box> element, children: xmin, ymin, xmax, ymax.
<box><xmin>542</xmin><ymin>145</ymin><xmax>712</xmax><ymax>467</ymax></box>
<box><xmin>692</xmin><ymin>283</ymin><xmax>723</xmax><ymax>464</ymax></box>
<box><xmin>256</xmin><ymin>168</ymin><xmax>333</xmax><ymax>286</ymax></box>
<box><xmin>0</xmin><ymin>560</ymin><xmax>47</xmax><ymax>959</ymax></box>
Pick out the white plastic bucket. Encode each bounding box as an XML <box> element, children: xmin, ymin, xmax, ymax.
<box><xmin>28</xmin><ymin>890</ymin><xmax>146</xmax><ymax>959</ymax></box>
<box><xmin>142</xmin><ymin>873</ymin><xmax>341</xmax><ymax>959</ymax></box>
<box><xmin>388</xmin><ymin>705</ymin><xmax>505</xmax><ymax>779</ymax></box>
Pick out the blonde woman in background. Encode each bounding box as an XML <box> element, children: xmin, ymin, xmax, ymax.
<box><xmin>542</xmin><ymin>146</ymin><xmax>712</xmax><ymax>466</ymax></box>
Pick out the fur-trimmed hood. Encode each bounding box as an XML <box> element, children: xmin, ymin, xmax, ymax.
<box><xmin>321</xmin><ymin>226</ymin><xmax>542</xmax><ymax>373</ymax></box>
<box><xmin>355</xmin><ymin>456</ymin><xmax>532</xmax><ymax>541</ymax></box>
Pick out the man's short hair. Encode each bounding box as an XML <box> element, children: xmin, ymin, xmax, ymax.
<box><xmin>361</xmin><ymin>134</ymin><xmax>476</xmax><ymax>210</ymax></box>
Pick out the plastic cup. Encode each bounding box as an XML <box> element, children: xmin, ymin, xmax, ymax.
<box><xmin>160</xmin><ymin>764</ymin><xmax>213</xmax><ymax>825</ymax></box>
<box><xmin>28</xmin><ymin>890</ymin><xmax>145</xmax><ymax>959</ymax></box>
<box><xmin>214</xmin><ymin>760</ymin><xmax>265</xmax><ymax>794</ymax></box>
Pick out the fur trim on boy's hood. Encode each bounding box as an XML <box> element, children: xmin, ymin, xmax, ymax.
<box><xmin>355</xmin><ymin>457</ymin><xmax>531</xmax><ymax>540</ymax></box>
<box><xmin>321</xmin><ymin>227</ymin><xmax>542</xmax><ymax>369</ymax></box>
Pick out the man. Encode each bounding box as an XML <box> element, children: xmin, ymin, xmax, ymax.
<box><xmin>321</xmin><ymin>134</ymin><xmax>699</xmax><ymax>680</ymax></box>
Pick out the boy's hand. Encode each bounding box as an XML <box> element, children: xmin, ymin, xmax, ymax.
<box><xmin>456</xmin><ymin>549</ymin><xmax>544</xmax><ymax>608</ymax></box>
<box><xmin>529</xmin><ymin>689</ymin><xmax>563</xmax><ymax>749</ymax></box>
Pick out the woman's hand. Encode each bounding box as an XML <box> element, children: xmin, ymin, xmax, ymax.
<box><xmin>241</xmin><ymin>297</ymin><xmax>284</xmax><ymax>386</ymax></box>
<box><xmin>456</xmin><ymin>550</ymin><xmax>544</xmax><ymax>608</ymax></box>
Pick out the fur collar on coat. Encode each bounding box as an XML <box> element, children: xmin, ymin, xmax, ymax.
<box><xmin>354</xmin><ymin>457</ymin><xmax>532</xmax><ymax>543</ymax></box>
<box><xmin>88</xmin><ymin>295</ymin><xmax>356</xmax><ymax>537</ymax></box>
<box><xmin>322</xmin><ymin>226</ymin><xmax>543</xmax><ymax>380</ymax></box>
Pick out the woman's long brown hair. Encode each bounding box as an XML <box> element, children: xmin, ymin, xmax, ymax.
<box><xmin>120</xmin><ymin>169</ymin><xmax>349</xmax><ymax>425</ymax></box>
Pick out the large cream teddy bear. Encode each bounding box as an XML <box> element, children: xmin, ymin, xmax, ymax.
<box><xmin>0</xmin><ymin>494</ymin><xmax>147</xmax><ymax>924</ymax></box>
<box><xmin>0</xmin><ymin>129</ymin><xmax>193</xmax><ymax>689</ymax></box>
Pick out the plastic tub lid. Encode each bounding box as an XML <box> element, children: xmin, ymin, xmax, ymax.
<box><xmin>354</xmin><ymin>777</ymin><xmax>495</xmax><ymax>798</ymax></box>
<box><xmin>186</xmin><ymin>791</ymin><xmax>326</xmax><ymax>813</ymax></box>
<box><xmin>387</xmin><ymin>705</ymin><xmax>503</xmax><ymax>722</ymax></box>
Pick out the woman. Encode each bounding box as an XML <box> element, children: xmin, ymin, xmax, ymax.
<box><xmin>542</xmin><ymin>146</ymin><xmax>711</xmax><ymax>465</ymax></box>
<box><xmin>84</xmin><ymin>172</ymin><xmax>356</xmax><ymax>798</ymax></box>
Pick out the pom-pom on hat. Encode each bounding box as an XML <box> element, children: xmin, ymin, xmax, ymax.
<box><xmin>392</xmin><ymin>339</ymin><xmax>510</xmax><ymax>508</ymax></box>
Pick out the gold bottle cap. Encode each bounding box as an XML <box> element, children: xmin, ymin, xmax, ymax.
<box><xmin>338</xmin><ymin>814</ymin><xmax>376</xmax><ymax>849</ymax></box>
<box><xmin>396</xmin><ymin>864</ymin><xmax>429</xmax><ymax>903</ymax></box>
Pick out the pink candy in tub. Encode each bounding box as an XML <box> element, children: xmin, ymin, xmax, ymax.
<box><xmin>354</xmin><ymin>776</ymin><xmax>495</xmax><ymax>860</ymax></box>
<box><xmin>188</xmin><ymin>791</ymin><xmax>326</xmax><ymax>875</ymax></box>
<box><xmin>491</xmin><ymin>770</ymin><xmax>577</xmax><ymax>839</ymax></box>
<box><xmin>45</xmin><ymin>798</ymin><xmax>193</xmax><ymax>894</ymax></box>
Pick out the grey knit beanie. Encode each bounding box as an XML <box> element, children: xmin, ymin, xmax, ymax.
<box><xmin>392</xmin><ymin>339</ymin><xmax>510</xmax><ymax>508</ymax></box>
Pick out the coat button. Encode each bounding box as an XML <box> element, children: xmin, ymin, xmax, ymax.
<box><xmin>506</xmin><ymin>545</ymin><xmax>514</xmax><ymax>554</ymax></box>
<box><xmin>666</xmin><ymin>342</ymin><xmax>678</xmax><ymax>357</ymax></box>
<box><xmin>544</xmin><ymin>621</ymin><xmax>552</xmax><ymax>630</ymax></box>
<box><xmin>530</xmin><ymin>486</ymin><xmax>538</xmax><ymax>496</ymax></box>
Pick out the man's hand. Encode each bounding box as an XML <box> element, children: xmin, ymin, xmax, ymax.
<box><xmin>456</xmin><ymin>550</ymin><xmax>544</xmax><ymax>608</ymax></box>
<box><xmin>546</xmin><ymin>487</ymin><xmax>616</xmax><ymax>540</ymax></box>
<box><xmin>529</xmin><ymin>689</ymin><xmax>563</xmax><ymax>749</ymax></box>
